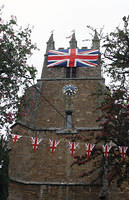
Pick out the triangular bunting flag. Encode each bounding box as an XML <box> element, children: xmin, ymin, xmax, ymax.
<box><xmin>68</xmin><ymin>141</ymin><xmax>79</xmax><ymax>156</ymax></box>
<box><xmin>85</xmin><ymin>143</ymin><xmax>95</xmax><ymax>160</ymax></box>
<box><xmin>119</xmin><ymin>146</ymin><xmax>128</xmax><ymax>160</ymax></box>
<box><xmin>31</xmin><ymin>137</ymin><xmax>42</xmax><ymax>151</ymax></box>
<box><xmin>102</xmin><ymin>144</ymin><xmax>112</xmax><ymax>159</ymax></box>
<box><xmin>49</xmin><ymin>139</ymin><xmax>60</xmax><ymax>154</ymax></box>
<box><xmin>11</xmin><ymin>134</ymin><xmax>22</xmax><ymax>144</ymax></box>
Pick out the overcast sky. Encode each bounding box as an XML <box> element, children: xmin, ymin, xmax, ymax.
<box><xmin>1</xmin><ymin>0</ymin><xmax>129</xmax><ymax>79</ymax></box>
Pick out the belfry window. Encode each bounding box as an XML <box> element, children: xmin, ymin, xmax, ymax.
<box><xmin>66</xmin><ymin>68</ymin><xmax>70</xmax><ymax>78</ymax></box>
<box><xmin>66</xmin><ymin>68</ymin><xmax>76</xmax><ymax>78</ymax></box>
<box><xmin>66</xmin><ymin>111</ymin><xmax>72</xmax><ymax>129</ymax></box>
<box><xmin>72</xmin><ymin>68</ymin><xmax>76</xmax><ymax>78</ymax></box>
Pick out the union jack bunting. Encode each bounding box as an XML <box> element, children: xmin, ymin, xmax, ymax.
<box><xmin>47</xmin><ymin>49</ymin><xmax>99</xmax><ymax>68</ymax></box>
<box><xmin>11</xmin><ymin>134</ymin><xmax>22</xmax><ymax>144</ymax></box>
<box><xmin>31</xmin><ymin>137</ymin><xmax>42</xmax><ymax>151</ymax></box>
<box><xmin>68</xmin><ymin>141</ymin><xmax>79</xmax><ymax>156</ymax></box>
<box><xmin>85</xmin><ymin>143</ymin><xmax>95</xmax><ymax>160</ymax></box>
<box><xmin>102</xmin><ymin>144</ymin><xmax>112</xmax><ymax>159</ymax></box>
<box><xmin>49</xmin><ymin>139</ymin><xmax>60</xmax><ymax>154</ymax></box>
<box><xmin>119</xmin><ymin>146</ymin><xmax>128</xmax><ymax>160</ymax></box>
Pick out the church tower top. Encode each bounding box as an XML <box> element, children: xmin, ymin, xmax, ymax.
<box><xmin>40</xmin><ymin>31</ymin><xmax>101</xmax><ymax>79</ymax></box>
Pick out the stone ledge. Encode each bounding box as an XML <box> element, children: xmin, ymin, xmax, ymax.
<box><xmin>37</xmin><ymin>77</ymin><xmax>104</xmax><ymax>81</ymax></box>
<box><xmin>10</xmin><ymin>177</ymin><xmax>100</xmax><ymax>186</ymax></box>
<box><xmin>56</xmin><ymin>128</ymin><xmax>78</xmax><ymax>135</ymax></box>
<box><xmin>77</xmin><ymin>127</ymin><xmax>102</xmax><ymax>131</ymax></box>
<box><xmin>11</xmin><ymin>122</ymin><xmax>102</xmax><ymax>132</ymax></box>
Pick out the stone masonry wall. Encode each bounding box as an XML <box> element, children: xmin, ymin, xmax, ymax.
<box><xmin>33</xmin><ymin>78</ymin><xmax>103</xmax><ymax>128</ymax></box>
<box><xmin>8</xmin><ymin>65</ymin><xmax>129</xmax><ymax>199</ymax></box>
<box><xmin>9</xmin><ymin>125</ymin><xmax>129</xmax><ymax>200</ymax></box>
<box><xmin>9</xmin><ymin>182</ymin><xmax>129</xmax><ymax>200</ymax></box>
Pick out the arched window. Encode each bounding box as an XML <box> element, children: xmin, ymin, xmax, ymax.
<box><xmin>66</xmin><ymin>111</ymin><xmax>72</xmax><ymax>129</ymax></box>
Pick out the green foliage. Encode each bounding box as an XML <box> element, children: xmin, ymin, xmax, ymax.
<box><xmin>100</xmin><ymin>17</ymin><xmax>129</xmax><ymax>189</ymax></box>
<box><xmin>0</xmin><ymin>136</ymin><xmax>9</xmax><ymax>200</ymax></box>
<box><xmin>97</xmin><ymin>89</ymin><xmax>129</xmax><ymax>186</ymax></box>
<box><xmin>73</xmin><ymin>16</ymin><xmax>129</xmax><ymax>193</ymax></box>
<box><xmin>0</xmin><ymin>8</ymin><xmax>39</xmax><ymax>199</ymax></box>
<box><xmin>103</xmin><ymin>16</ymin><xmax>129</xmax><ymax>90</ymax></box>
<box><xmin>0</xmin><ymin>8</ymin><xmax>38</xmax><ymax>131</ymax></box>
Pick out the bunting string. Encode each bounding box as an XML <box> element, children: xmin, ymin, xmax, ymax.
<box><xmin>10</xmin><ymin>134</ymin><xmax>128</xmax><ymax>159</ymax></box>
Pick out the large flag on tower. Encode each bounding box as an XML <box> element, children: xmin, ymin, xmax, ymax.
<box><xmin>47</xmin><ymin>49</ymin><xmax>99</xmax><ymax>68</ymax></box>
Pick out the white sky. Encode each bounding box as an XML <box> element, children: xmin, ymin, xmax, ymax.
<box><xmin>1</xmin><ymin>0</ymin><xmax>129</xmax><ymax>79</ymax></box>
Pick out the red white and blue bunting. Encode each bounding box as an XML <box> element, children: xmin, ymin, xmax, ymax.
<box><xmin>68</xmin><ymin>142</ymin><xmax>79</xmax><ymax>156</ymax></box>
<box><xmin>102</xmin><ymin>144</ymin><xmax>112</xmax><ymax>159</ymax></box>
<box><xmin>31</xmin><ymin>137</ymin><xmax>43</xmax><ymax>151</ymax></box>
<box><xmin>119</xmin><ymin>146</ymin><xmax>128</xmax><ymax>160</ymax></box>
<box><xmin>85</xmin><ymin>143</ymin><xmax>95</xmax><ymax>160</ymax></box>
<box><xmin>11</xmin><ymin>134</ymin><xmax>22</xmax><ymax>144</ymax></box>
<box><xmin>49</xmin><ymin>139</ymin><xmax>60</xmax><ymax>153</ymax></box>
<box><xmin>10</xmin><ymin>134</ymin><xmax>128</xmax><ymax>159</ymax></box>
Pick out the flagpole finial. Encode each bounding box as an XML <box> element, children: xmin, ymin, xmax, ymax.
<box><xmin>50</xmin><ymin>29</ymin><xmax>54</xmax><ymax>34</ymax></box>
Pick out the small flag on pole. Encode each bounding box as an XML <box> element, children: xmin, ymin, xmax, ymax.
<box><xmin>66</xmin><ymin>35</ymin><xmax>72</xmax><ymax>39</ymax></box>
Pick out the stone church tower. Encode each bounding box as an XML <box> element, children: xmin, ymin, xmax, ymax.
<box><xmin>8</xmin><ymin>33</ymin><xmax>128</xmax><ymax>200</ymax></box>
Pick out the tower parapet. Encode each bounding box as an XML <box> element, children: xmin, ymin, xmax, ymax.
<box><xmin>41</xmin><ymin>32</ymin><xmax>101</xmax><ymax>79</ymax></box>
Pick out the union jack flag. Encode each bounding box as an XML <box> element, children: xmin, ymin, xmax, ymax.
<box><xmin>102</xmin><ymin>144</ymin><xmax>112</xmax><ymax>159</ymax></box>
<box><xmin>11</xmin><ymin>134</ymin><xmax>22</xmax><ymax>144</ymax></box>
<box><xmin>85</xmin><ymin>143</ymin><xmax>95</xmax><ymax>160</ymax></box>
<box><xmin>119</xmin><ymin>146</ymin><xmax>128</xmax><ymax>160</ymax></box>
<box><xmin>68</xmin><ymin>141</ymin><xmax>79</xmax><ymax>156</ymax></box>
<box><xmin>31</xmin><ymin>137</ymin><xmax>42</xmax><ymax>151</ymax></box>
<box><xmin>49</xmin><ymin>139</ymin><xmax>60</xmax><ymax>154</ymax></box>
<box><xmin>47</xmin><ymin>48</ymin><xmax>99</xmax><ymax>68</ymax></box>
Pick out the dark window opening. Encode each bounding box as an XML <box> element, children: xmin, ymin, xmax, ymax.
<box><xmin>66</xmin><ymin>68</ymin><xmax>70</xmax><ymax>78</ymax></box>
<box><xmin>66</xmin><ymin>68</ymin><xmax>76</xmax><ymax>78</ymax></box>
<box><xmin>66</xmin><ymin>111</ymin><xmax>72</xmax><ymax>129</ymax></box>
<box><xmin>72</xmin><ymin>68</ymin><xmax>76</xmax><ymax>78</ymax></box>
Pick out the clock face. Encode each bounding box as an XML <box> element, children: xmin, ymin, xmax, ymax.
<box><xmin>63</xmin><ymin>85</ymin><xmax>78</xmax><ymax>96</ymax></box>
